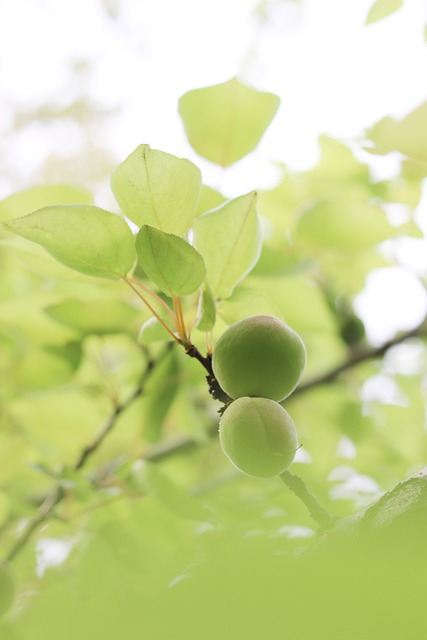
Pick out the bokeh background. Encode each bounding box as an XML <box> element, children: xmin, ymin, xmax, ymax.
<box><xmin>2</xmin><ymin>0</ymin><xmax>427</xmax><ymax>342</ymax></box>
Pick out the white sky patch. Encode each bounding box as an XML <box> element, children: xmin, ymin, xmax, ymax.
<box><xmin>354</xmin><ymin>266</ymin><xmax>427</xmax><ymax>345</ymax></box>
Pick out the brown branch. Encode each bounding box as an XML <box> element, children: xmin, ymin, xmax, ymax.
<box><xmin>140</xmin><ymin>322</ymin><xmax>427</xmax><ymax>466</ymax></box>
<box><xmin>293</xmin><ymin>322</ymin><xmax>426</xmax><ymax>396</ymax></box>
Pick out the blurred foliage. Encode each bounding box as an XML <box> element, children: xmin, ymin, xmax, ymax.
<box><xmin>0</xmin><ymin>25</ymin><xmax>427</xmax><ymax>638</ymax></box>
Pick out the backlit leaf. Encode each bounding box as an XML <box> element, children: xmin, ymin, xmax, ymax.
<box><xmin>365</xmin><ymin>0</ymin><xmax>403</xmax><ymax>25</ymax></box>
<box><xmin>178</xmin><ymin>77</ymin><xmax>280</xmax><ymax>166</ymax></box>
<box><xmin>0</xmin><ymin>184</ymin><xmax>93</xmax><ymax>222</ymax></box>
<box><xmin>193</xmin><ymin>191</ymin><xmax>262</xmax><ymax>299</ymax></box>
<box><xmin>138</xmin><ymin>317</ymin><xmax>169</xmax><ymax>344</ymax></box>
<box><xmin>111</xmin><ymin>144</ymin><xmax>202</xmax><ymax>234</ymax></box>
<box><xmin>293</xmin><ymin>200</ymin><xmax>394</xmax><ymax>251</ymax></box>
<box><xmin>367</xmin><ymin>102</ymin><xmax>427</xmax><ymax>162</ymax></box>
<box><xmin>3</xmin><ymin>205</ymin><xmax>136</xmax><ymax>279</ymax></box>
<box><xmin>135</xmin><ymin>225</ymin><xmax>206</xmax><ymax>297</ymax></box>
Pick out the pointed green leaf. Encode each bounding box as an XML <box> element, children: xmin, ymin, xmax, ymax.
<box><xmin>365</xmin><ymin>0</ymin><xmax>403</xmax><ymax>25</ymax></box>
<box><xmin>178</xmin><ymin>77</ymin><xmax>280</xmax><ymax>166</ymax></box>
<box><xmin>135</xmin><ymin>225</ymin><xmax>206</xmax><ymax>297</ymax></box>
<box><xmin>193</xmin><ymin>191</ymin><xmax>262</xmax><ymax>299</ymax></box>
<box><xmin>0</xmin><ymin>184</ymin><xmax>93</xmax><ymax>222</ymax></box>
<box><xmin>110</xmin><ymin>144</ymin><xmax>202</xmax><ymax>234</ymax></box>
<box><xmin>3</xmin><ymin>205</ymin><xmax>136</xmax><ymax>279</ymax></box>
<box><xmin>196</xmin><ymin>283</ymin><xmax>216</xmax><ymax>332</ymax></box>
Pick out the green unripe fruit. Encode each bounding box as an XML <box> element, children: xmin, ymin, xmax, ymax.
<box><xmin>219</xmin><ymin>397</ymin><xmax>298</xmax><ymax>478</ymax></box>
<box><xmin>0</xmin><ymin>562</ymin><xmax>14</xmax><ymax>617</ymax></box>
<box><xmin>212</xmin><ymin>315</ymin><xmax>306</xmax><ymax>401</ymax></box>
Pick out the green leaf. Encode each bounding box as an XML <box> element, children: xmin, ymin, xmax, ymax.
<box><xmin>0</xmin><ymin>184</ymin><xmax>93</xmax><ymax>222</ymax></box>
<box><xmin>135</xmin><ymin>225</ymin><xmax>206</xmax><ymax>297</ymax></box>
<box><xmin>138</xmin><ymin>317</ymin><xmax>169</xmax><ymax>344</ymax></box>
<box><xmin>141</xmin><ymin>461</ymin><xmax>211</xmax><ymax>521</ymax></box>
<box><xmin>45</xmin><ymin>299</ymin><xmax>140</xmax><ymax>335</ymax></box>
<box><xmin>196</xmin><ymin>283</ymin><xmax>216</xmax><ymax>332</ymax></box>
<box><xmin>3</xmin><ymin>205</ymin><xmax>136</xmax><ymax>279</ymax></box>
<box><xmin>193</xmin><ymin>191</ymin><xmax>262</xmax><ymax>299</ymax></box>
<box><xmin>365</xmin><ymin>0</ymin><xmax>403</xmax><ymax>24</ymax></box>
<box><xmin>110</xmin><ymin>144</ymin><xmax>202</xmax><ymax>235</ymax></box>
<box><xmin>197</xmin><ymin>185</ymin><xmax>227</xmax><ymax>216</ymax></box>
<box><xmin>178</xmin><ymin>77</ymin><xmax>280</xmax><ymax>166</ymax></box>
<box><xmin>144</xmin><ymin>349</ymin><xmax>180</xmax><ymax>442</ymax></box>
<box><xmin>293</xmin><ymin>200</ymin><xmax>394</xmax><ymax>251</ymax></box>
<box><xmin>367</xmin><ymin>103</ymin><xmax>427</xmax><ymax>162</ymax></box>
<box><xmin>1</xmin><ymin>236</ymin><xmax>96</xmax><ymax>281</ymax></box>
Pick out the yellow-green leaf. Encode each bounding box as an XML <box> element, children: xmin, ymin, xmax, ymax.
<box><xmin>111</xmin><ymin>144</ymin><xmax>202</xmax><ymax>235</ymax></box>
<box><xmin>196</xmin><ymin>283</ymin><xmax>216</xmax><ymax>332</ymax></box>
<box><xmin>135</xmin><ymin>225</ymin><xmax>206</xmax><ymax>297</ymax></box>
<box><xmin>0</xmin><ymin>184</ymin><xmax>93</xmax><ymax>222</ymax></box>
<box><xmin>193</xmin><ymin>191</ymin><xmax>262</xmax><ymax>299</ymax></box>
<box><xmin>365</xmin><ymin>0</ymin><xmax>403</xmax><ymax>25</ymax></box>
<box><xmin>293</xmin><ymin>200</ymin><xmax>394</xmax><ymax>251</ymax></box>
<box><xmin>3</xmin><ymin>205</ymin><xmax>136</xmax><ymax>279</ymax></box>
<box><xmin>178</xmin><ymin>77</ymin><xmax>280</xmax><ymax>166</ymax></box>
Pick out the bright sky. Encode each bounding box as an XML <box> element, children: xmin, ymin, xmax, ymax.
<box><xmin>1</xmin><ymin>0</ymin><xmax>427</xmax><ymax>343</ymax></box>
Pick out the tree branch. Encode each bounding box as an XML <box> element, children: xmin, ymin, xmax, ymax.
<box><xmin>293</xmin><ymin>321</ymin><xmax>426</xmax><ymax>396</ymax></box>
<box><xmin>5</xmin><ymin>344</ymin><xmax>173</xmax><ymax>563</ymax></box>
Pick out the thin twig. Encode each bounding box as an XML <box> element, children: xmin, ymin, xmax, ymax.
<box><xmin>293</xmin><ymin>322</ymin><xmax>426</xmax><ymax>396</ymax></box>
<box><xmin>5</xmin><ymin>345</ymin><xmax>172</xmax><ymax>563</ymax></box>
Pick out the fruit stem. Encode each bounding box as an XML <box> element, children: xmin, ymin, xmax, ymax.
<box><xmin>280</xmin><ymin>470</ymin><xmax>337</xmax><ymax>530</ymax></box>
<box><xmin>124</xmin><ymin>277</ymin><xmax>181</xmax><ymax>344</ymax></box>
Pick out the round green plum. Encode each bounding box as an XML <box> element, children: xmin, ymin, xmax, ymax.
<box><xmin>219</xmin><ymin>397</ymin><xmax>298</xmax><ymax>478</ymax></box>
<box><xmin>0</xmin><ymin>562</ymin><xmax>14</xmax><ymax>617</ymax></box>
<box><xmin>212</xmin><ymin>315</ymin><xmax>306</xmax><ymax>401</ymax></box>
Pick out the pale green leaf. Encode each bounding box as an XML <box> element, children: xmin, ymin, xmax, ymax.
<box><xmin>365</xmin><ymin>0</ymin><xmax>403</xmax><ymax>25</ymax></box>
<box><xmin>193</xmin><ymin>191</ymin><xmax>262</xmax><ymax>299</ymax></box>
<box><xmin>144</xmin><ymin>349</ymin><xmax>180</xmax><ymax>442</ymax></box>
<box><xmin>45</xmin><ymin>299</ymin><xmax>140</xmax><ymax>335</ymax></box>
<box><xmin>178</xmin><ymin>77</ymin><xmax>280</xmax><ymax>166</ymax></box>
<box><xmin>219</xmin><ymin>285</ymin><xmax>282</xmax><ymax>326</ymax></box>
<box><xmin>197</xmin><ymin>185</ymin><xmax>226</xmax><ymax>216</ymax></box>
<box><xmin>293</xmin><ymin>200</ymin><xmax>394</xmax><ymax>251</ymax></box>
<box><xmin>110</xmin><ymin>144</ymin><xmax>202</xmax><ymax>234</ymax></box>
<box><xmin>138</xmin><ymin>317</ymin><xmax>169</xmax><ymax>344</ymax></box>
<box><xmin>3</xmin><ymin>205</ymin><xmax>136</xmax><ymax>279</ymax></box>
<box><xmin>135</xmin><ymin>225</ymin><xmax>206</xmax><ymax>297</ymax></box>
<box><xmin>1</xmin><ymin>236</ymin><xmax>95</xmax><ymax>281</ymax></box>
<box><xmin>196</xmin><ymin>283</ymin><xmax>216</xmax><ymax>332</ymax></box>
<box><xmin>367</xmin><ymin>103</ymin><xmax>427</xmax><ymax>162</ymax></box>
<box><xmin>0</xmin><ymin>184</ymin><xmax>93</xmax><ymax>222</ymax></box>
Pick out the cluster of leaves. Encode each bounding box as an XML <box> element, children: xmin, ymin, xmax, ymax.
<box><xmin>0</xmin><ymin>76</ymin><xmax>426</xmax><ymax>638</ymax></box>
